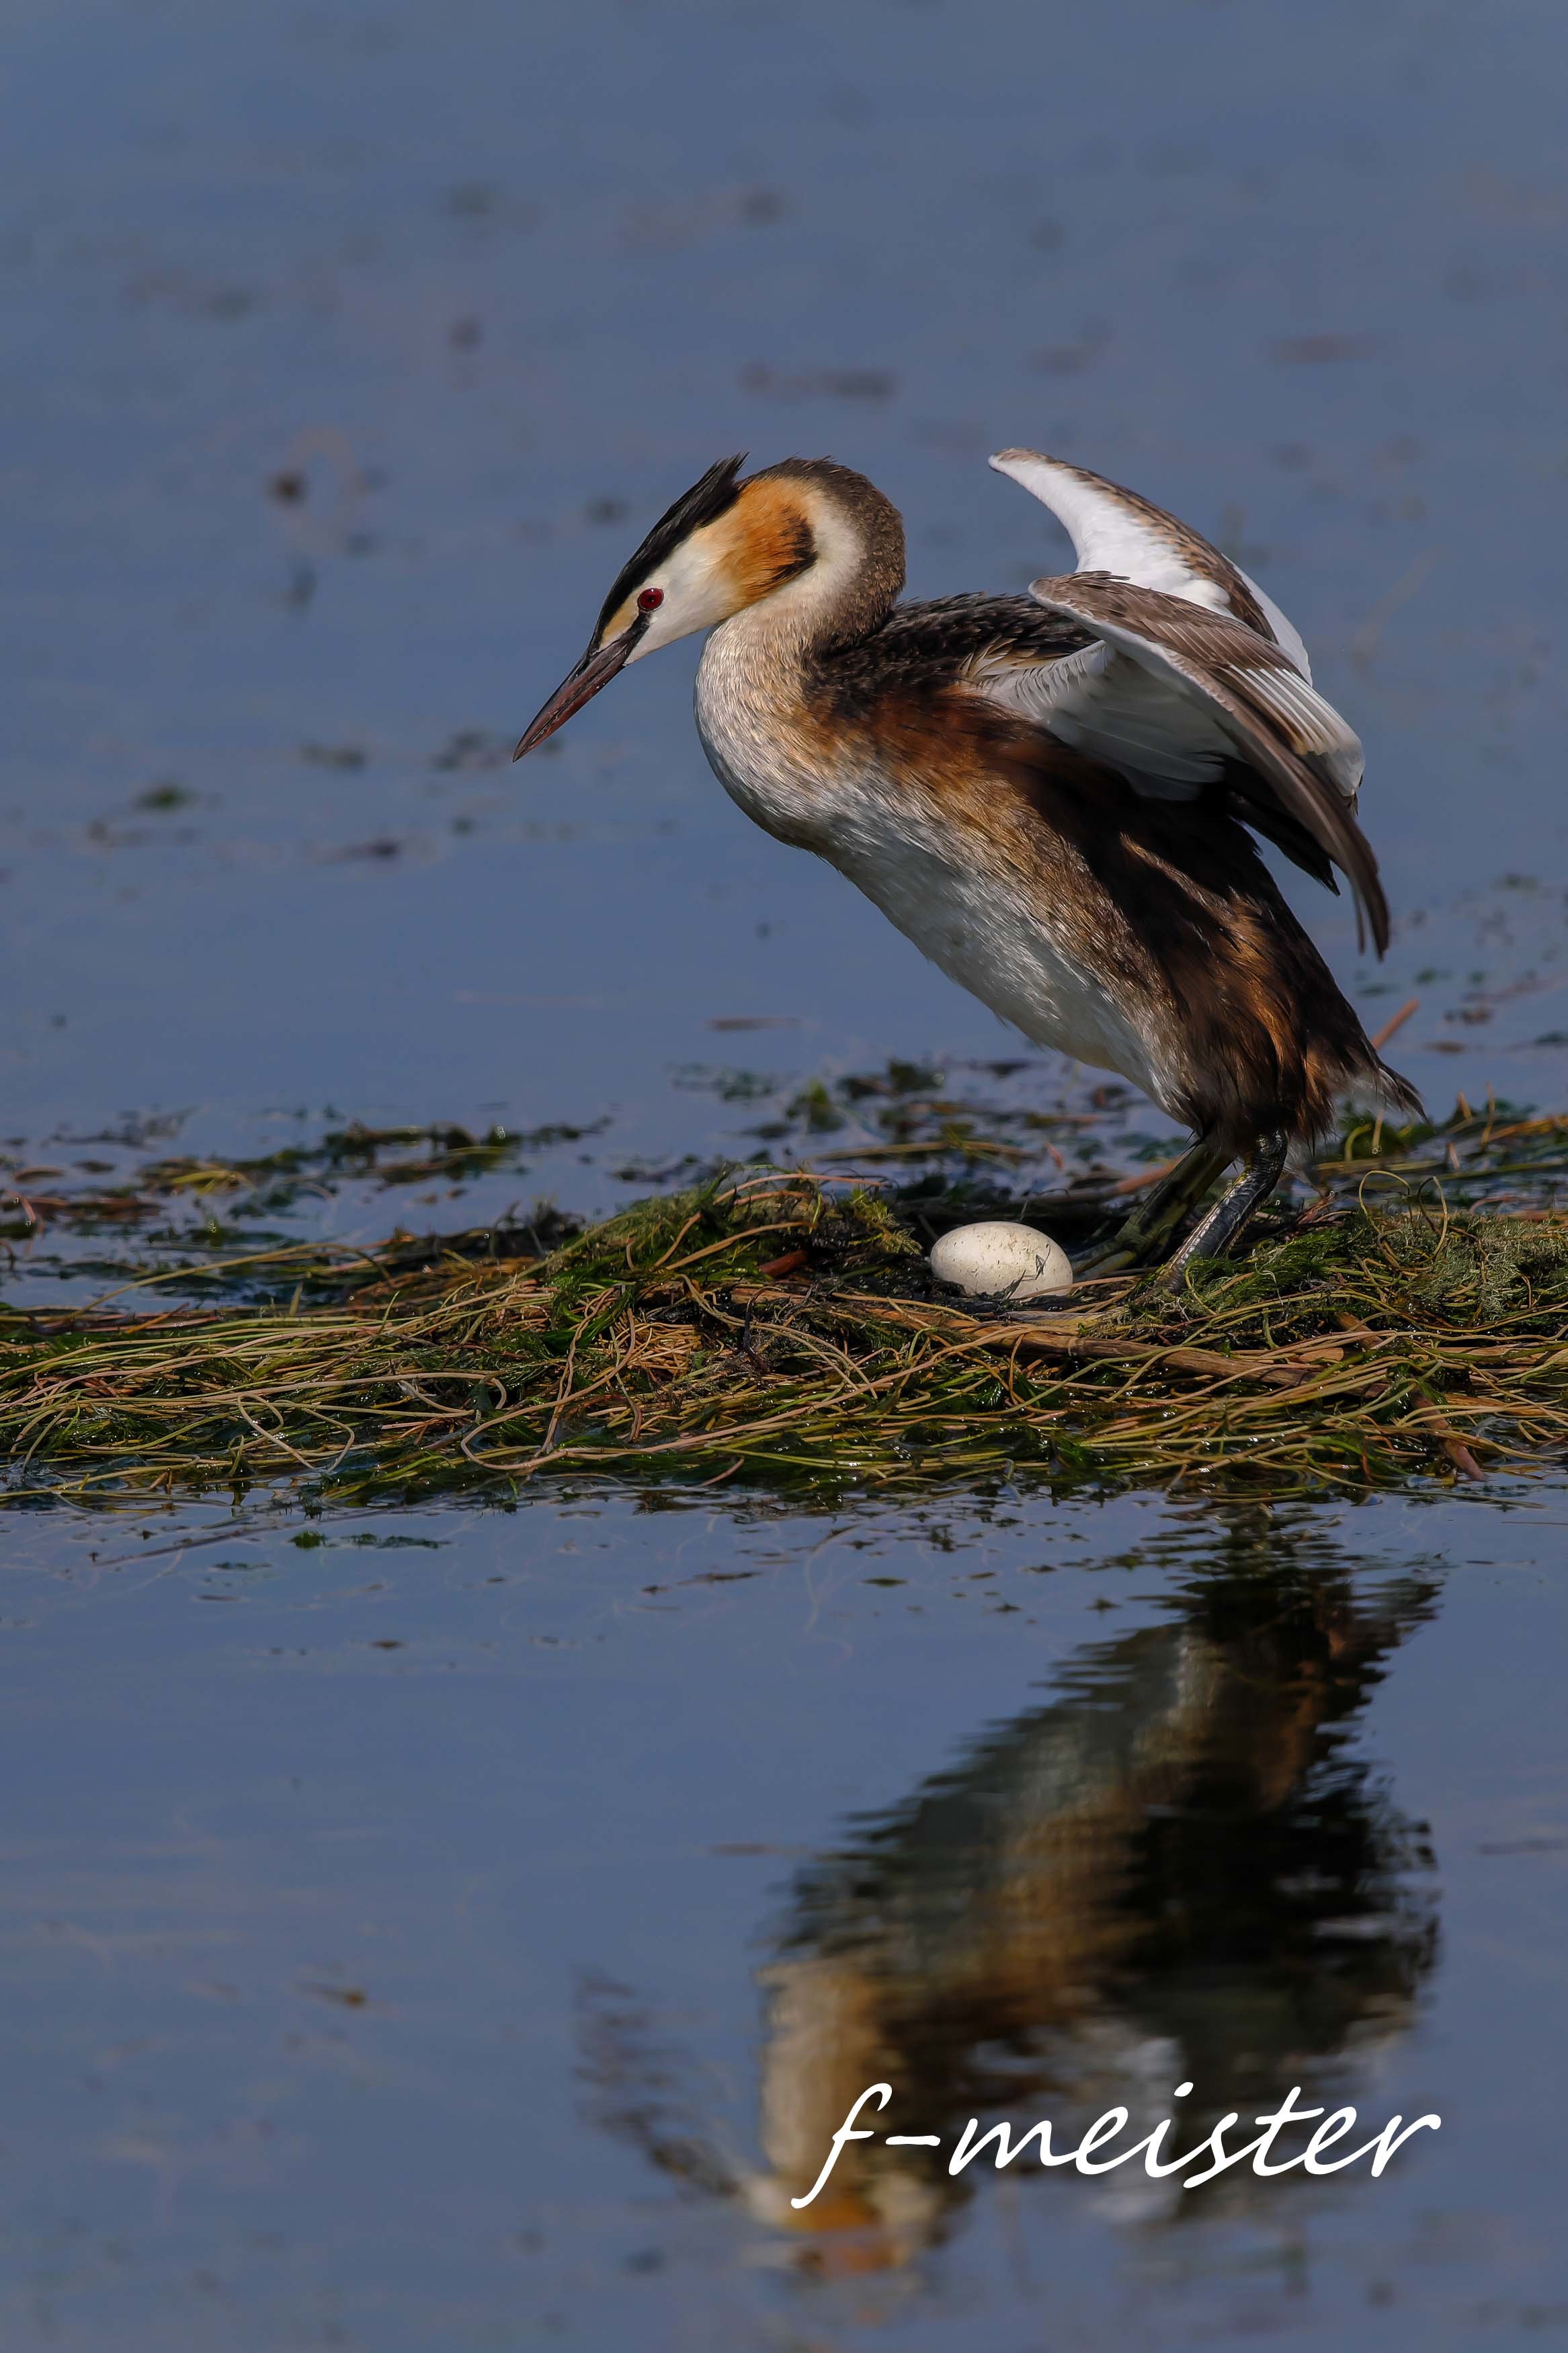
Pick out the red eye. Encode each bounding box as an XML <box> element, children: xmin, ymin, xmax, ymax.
<box><xmin>637</xmin><ymin>586</ymin><xmax>663</xmax><ymax>612</ymax></box>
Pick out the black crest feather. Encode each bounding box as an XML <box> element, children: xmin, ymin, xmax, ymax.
<box><xmin>593</xmin><ymin>454</ymin><xmax>747</xmax><ymax>641</ymax></box>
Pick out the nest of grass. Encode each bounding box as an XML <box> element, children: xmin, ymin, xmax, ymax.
<box><xmin>5</xmin><ymin>1129</ymin><xmax>1568</xmax><ymax>1503</ymax></box>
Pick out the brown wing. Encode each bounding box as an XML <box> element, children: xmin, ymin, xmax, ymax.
<box><xmin>1030</xmin><ymin>573</ymin><xmax>1389</xmax><ymax>954</ymax></box>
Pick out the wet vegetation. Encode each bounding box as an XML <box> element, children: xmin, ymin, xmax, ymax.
<box><xmin>5</xmin><ymin>1070</ymin><xmax>1568</xmax><ymax>1507</ymax></box>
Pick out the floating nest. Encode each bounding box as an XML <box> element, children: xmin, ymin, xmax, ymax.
<box><xmin>5</xmin><ymin>1093</ymin><xmax>1568</xmax><ymax>1505</ymax></box>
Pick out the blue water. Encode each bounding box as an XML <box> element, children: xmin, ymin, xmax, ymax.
<box><xmin>3</xmin><ymin>0</ymin><xmax>1568</xmax><ymax>2342</ymax></box>
<box><xmin>4</xmin><ymin>1484</ymin><xmax>1566</xmax><ymax>2347</ymax></box>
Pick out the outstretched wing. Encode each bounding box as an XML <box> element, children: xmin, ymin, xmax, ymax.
<box><xmin>1030</xmin><ymin>572</ymin><xmax>1388</xmax><ymax>953</ymax></box>
<box><xmin>971</xmin><ymin>446</ymin><xmax>1379</xmax><ymax>941</ymax></box>
<box><xmin>989</xmin><ymin>448</ymin><xmax>1315</xmax><ymax>678</ymax></box>
<box><xmin>983</xmin><ymin>449</ymin><xmax>1362</xmax><ymax>801</ymax></box>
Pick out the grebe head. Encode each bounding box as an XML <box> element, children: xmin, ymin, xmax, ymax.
<box><xmin>513</xmin><ymin>454</ymin><xmax>904</xmax><ymax>758</ymax></box>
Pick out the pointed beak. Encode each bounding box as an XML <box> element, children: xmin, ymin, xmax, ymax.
<box><xmin>513</xmin><ymin>625</ymin><xmax>640</xmax><ymax>761</ymax></box>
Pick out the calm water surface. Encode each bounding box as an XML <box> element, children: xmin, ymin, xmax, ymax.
<box><xmin>3</xmin><ymin>1484</ymin><xmax>1567</xmax><ymax>2347</ymax></box>
<box><xmin>3</xmin><ymin>0</ymin><xmax>1568</xmax><ymax>2343</ymax></box>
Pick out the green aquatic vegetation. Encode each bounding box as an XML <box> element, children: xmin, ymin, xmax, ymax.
<box><xmin>4</xmin><ymin>1152</ymin><xmax>1568</xmax><ymax>1507</ymax></box>
<box><xmin>6</xmin><ymin>1082</ymin><xmax>1568</xmax><ymax>1507</ymax></box>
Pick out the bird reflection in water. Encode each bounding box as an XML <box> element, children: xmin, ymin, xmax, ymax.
<box><xmin>578</xmin><ymin>1514</ymin><xmax>1440</xmax><ymax>2274</ymax></box>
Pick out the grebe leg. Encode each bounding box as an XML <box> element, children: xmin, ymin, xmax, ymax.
<box><xmin>1160</xmin><ymin>1129</ymin><xmax>1289</xmax><ymax>1293</ymax></box>
<box><xmin>1071</xmin><ymin>1134</ymin><xmax>1231</xmax><ymax>1277</ymax></box>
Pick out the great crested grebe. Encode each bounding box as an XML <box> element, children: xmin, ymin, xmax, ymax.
<box><xmin>515</xmin><ymin>450</ymin><xmax>1419</xmax><ymax>1279</ymax></box>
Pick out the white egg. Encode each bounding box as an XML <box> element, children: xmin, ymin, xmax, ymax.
<box><xmin>928</xmin><ymin>1220</ymin><xmax>1073</xmax><ymax>1303</ymax></box>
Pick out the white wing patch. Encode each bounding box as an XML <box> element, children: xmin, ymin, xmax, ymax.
<box><xmin>977</xmin><ymin>446</ymin><xmax>1364</xmax><ymax>801</ymax></box>
<box><xmin>989</xmin><ymin>450</ymin><xmax>1232</xmax><ymax>610</ymax></box>
<box><xmin>989</xmin><ymin>447</ymin><xmax>1314</xmax><ymax>682</ymax></box>
<box><xmin>968</xmin><ymin>641</ymin><xmax>1228</xmax><ymax>797</ymax></box>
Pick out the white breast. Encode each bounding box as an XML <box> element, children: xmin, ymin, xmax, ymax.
<box><xmin>694</xmin><ymin>631</ymin><xmax>1169</xmax><ymax>1107</ymax></box>
<box><xmin>821</xmin><ymin>798</ymin><xmax>1167</xmax><ymax>1104</ymax></box>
